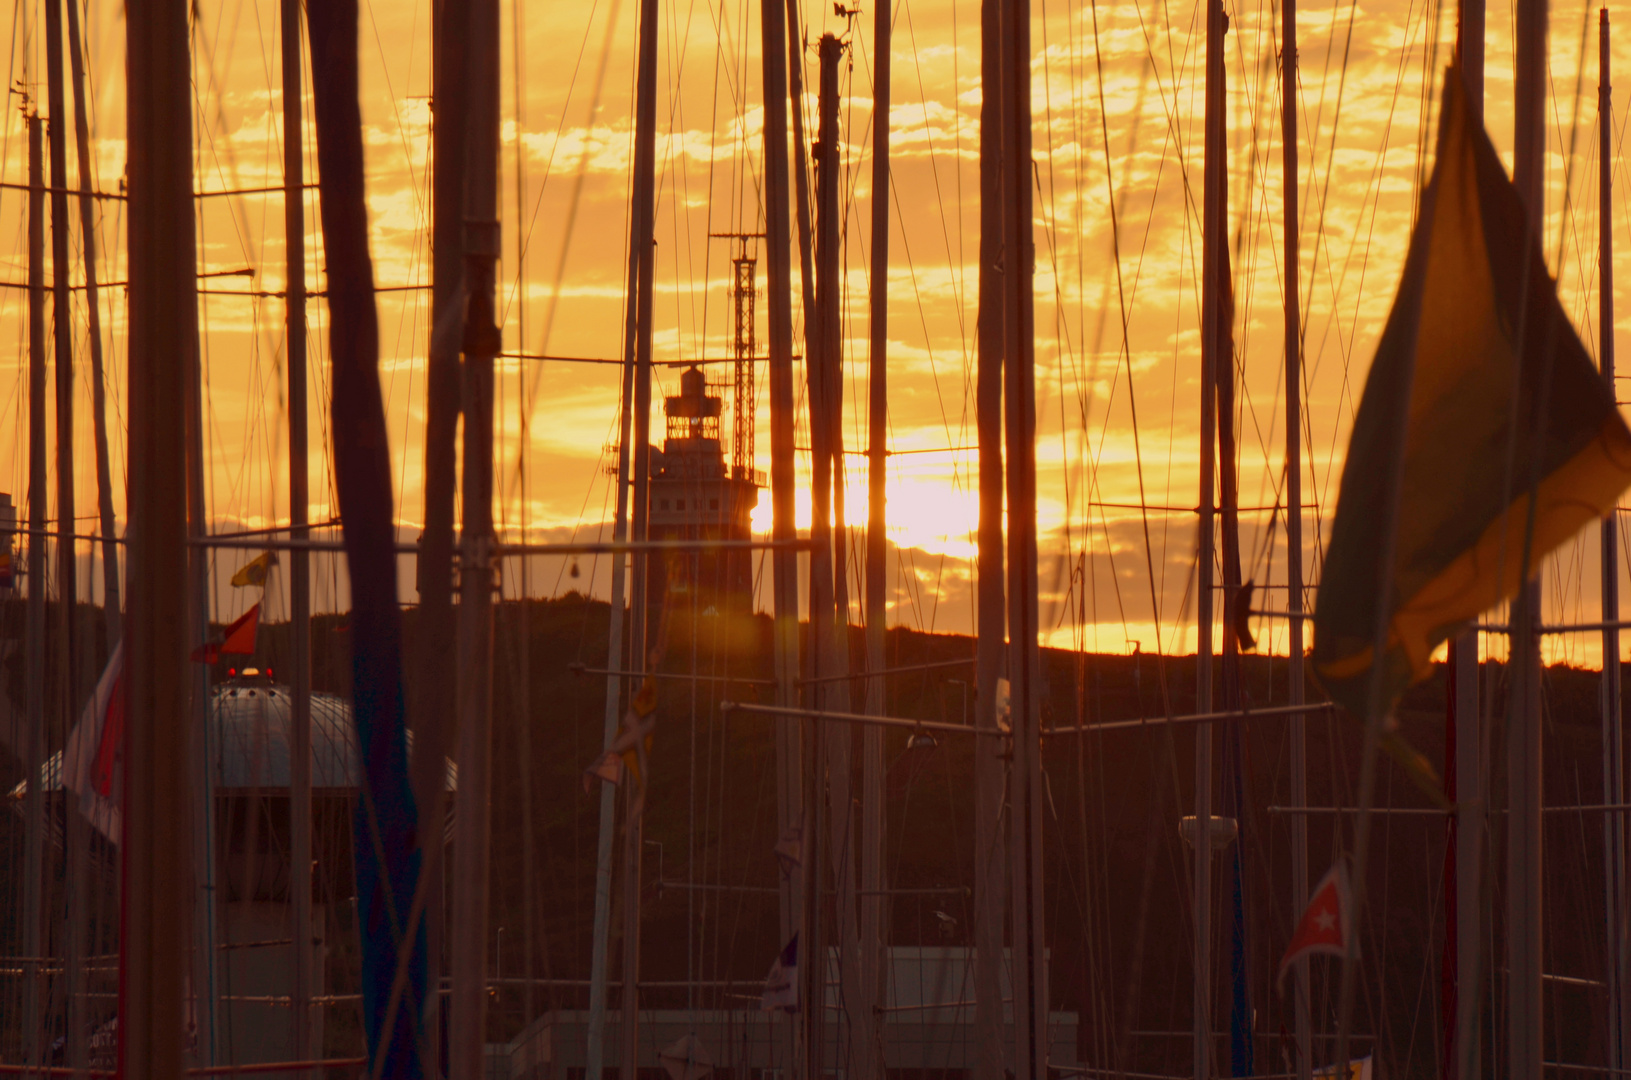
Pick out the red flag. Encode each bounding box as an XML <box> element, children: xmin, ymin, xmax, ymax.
<box><xmin>61</xmin><ymin>643</ymin><xmax>126</xmax><ymax>842</ymax></box>
<box><xmin>191</xmin><ymin>602</ymin><xmax>260</xmax><ymax>663</ymax></box>
<box><xmin>1278</xmin><ymin>862</ymin><xmax>1353</xmax><ymax>990</ymax></box>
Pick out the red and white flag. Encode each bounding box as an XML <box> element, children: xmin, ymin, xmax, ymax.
<box><xmin>60</xmin><ymin>643</ymin><xmax>126</xmax><ymax>843</ymax></box>
<box><xmin>1278</xmin><ymin>862</ymin><xmax>1353</xmax><ymax>989</ymax></box>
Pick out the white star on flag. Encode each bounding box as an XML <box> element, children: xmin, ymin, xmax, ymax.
<box><xmin>1278</xmin><ymin>862</ymin><xmax>1353</xmax><ymax>991</ymax></box>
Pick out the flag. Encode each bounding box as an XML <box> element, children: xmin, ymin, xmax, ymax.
<box><xmin>658</xmin><ymin>1034</ymin><xmax>713</xmax><ymax>1080</ymax></box>
<box><xmin>1312</xmin><ymin>69</ymin><xmax>1631</xmax><ymax>755</ymax></box>
<box><xmin>230</xmin><ymin>550</ymin><xmax>277</xmax><ymax>588</ymax></box>
<box><xmin>581</xmin><ymin>675</ymin><xmax>657</xmax><ymax>792</ymax></box>
<box><xmin>760</xmin><ymin>933</ymin><xmax>799</xmax><ymax>1013</ymax></box>
<box><xmin>1278</xmin><ymin>863</ymin><xmax>1352</xmax><ymax>990</ymax></box>
<box><xmin>191</xmin><ymin>603</ymin><xmax>260</xmax><ymax>663</ymax></box>
<box><xmin>60</xmin><ymin>643</ymin><xmax>126</xmax><ymax>842</ymax></box>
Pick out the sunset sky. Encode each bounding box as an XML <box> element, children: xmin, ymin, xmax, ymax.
<box><xmin>0</xmin><ymin>0</ymin><xmax>1628</xmax><ymax>664</ymax></box>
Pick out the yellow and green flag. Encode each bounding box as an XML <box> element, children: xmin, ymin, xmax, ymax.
<box><xmin>230</xmin><ymin>549</ymin><xmax>277</xmax><ymax>588</ymax></box>
<box><xmin>1313</xmin><ymin>70</ymin><xmax>1631</xmax><ymax>731</ymax></box>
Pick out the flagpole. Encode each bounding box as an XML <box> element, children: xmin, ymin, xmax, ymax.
<box><xmin>1600</xmin><ymin>11</ymin><xmax>1629</xmax><ymax>1070</ymax></box>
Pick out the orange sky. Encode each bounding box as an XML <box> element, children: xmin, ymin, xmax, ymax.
<box><xmin>0</xmin><ymin>0</ymin><xmax>1628</xmax><ymax>664</ymax></box>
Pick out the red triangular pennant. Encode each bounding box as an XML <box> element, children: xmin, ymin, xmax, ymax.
<box><xmin>192</xmin><ymin>603</ymin><xmax>261</xmax><ymax>663</ymax></box>
<box><xmin>1278</xmin><ymin>862</ymin><xmax>1352</xmax><ymax>990</ymax></box>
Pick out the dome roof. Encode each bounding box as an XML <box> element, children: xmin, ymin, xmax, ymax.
<box><xmin>10</xmin><ymin>671</ymin><xmax>455</xmax><ymax>799</ymax></box>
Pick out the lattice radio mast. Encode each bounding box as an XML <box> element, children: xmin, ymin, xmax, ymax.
<box><xmin>712</xmin><ymin>232</ymin><xmax>764</xmax><ymax>479</ymax></box>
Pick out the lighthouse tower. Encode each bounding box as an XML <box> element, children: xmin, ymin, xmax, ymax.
<box><xmin>648</xmin><ymin>365</ymin><xmax>761</xmax><ymax>613</ymax></box>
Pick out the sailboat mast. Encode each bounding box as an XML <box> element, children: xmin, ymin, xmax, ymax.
<box><xmin>972</xmin><ymin>0</ymin><xmax>1007</xmax><ymax>1069</ymax></box>
<box><xmin>1281</xmin><ymin>0</ymin><xmax>1311</xmax><ymax>1070</ymax></box>
<box><xmin>811</xmin><ymin>33</ymin><xmax>873</xmax><ymax>1076</ymax></box>
<box><xmin>62</xmin><ymin>0</ymin><xmax>119</xmax><ymax>648</ymax></box>
<box><xmin>122</xmin><ymin>0</ymin><xmax>200</xmax><ymax>1068</ymax></box>
<box><xmin>1509</xmin><ymin>0</ymin><xmax>1546</xmax><ymax>1065</ymax></box>
<box><xmin>757</xmin><ymin>0</ymin><xmax>802</xmax><ymax>980</ymax></box>
<box><xmin>803</xmin><ymin>36</ymin><xmax>845</xmax><ymax>1078</ymax></box>
<box><xmin>449</xmin><ymin>0</ymin><xmax>501</xmax><ymax>1068</ymax></box>
<box><xmin>22</xmin><ymin>107</ymin><xmax>46</xmax><ymax>1080</ymax></box>
<box><xmin>1451</xmin><ymin>8</ymin><xmax>1484</xmax><ymax>1076</ymax></box>
<box><xmin>412</xmin><ymin>1</ymin><xmax>470</xmax><ymax>1064</ymax></box>
<box><xmin>45</xmin><ymin>0</ymin><xmax>74</xmax><ymax>675</ymax></box>
<box><xmin>282</xmin><ymin>0</ymin><xmax>315</xmax><ymax>1067</ymax></box>
<box><xmin>620</xmin><ymin>0</ymin><xmax>661</xmax><ymax>1070</ymax></box>
<box><xmin>859</xmin><ymin>0</ymin><xmax>891</xmax><ymax>1053</ymax></box>
<box><xmin>1601</xmin><ymin>10</ymin><xmax>1629</xmax><ymax>1069</ymax></box>
<box><xmin>42</xmin><ymin>4</ymin><xmax>90</xmax><ymax>1063</ymax></box>
<box><xmin>999</xmin><ymin>0</ymin><xmax>1046</xmax><ymax>1067</ymax></box>
<box><xmin>585</xmin><ymin>47</ymin><xmax>647</xmax><ymax>1080</ymax></box>
<box><xmin>1195</xmin><ymin>0</ymin><xmax>1225</xmax><ymax>1072</ymax></box>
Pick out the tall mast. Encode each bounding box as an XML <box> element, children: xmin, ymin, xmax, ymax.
<box><xmin>810</xmin><ymin>32</ymin><xmax>872</xmax><ymax>1076</ymax></box>
<box><xmin>1450</xmin><ymin>8</ymin><xmax>1485</xmax><ymax>1078</ymax></box>
<box><xmin>22</xmin><ymin>108</ymin><xmax>46</xmax><ymax>1080</ymax></box>
<box><xmin>1000</xmin><ymin>0</ymin><xmax>1046</xmax><ymax>1068</ymax></box>
<box><xmin>411</xmin><ymin>0</ymin><xmax>470</xmax><ymax>1063</ymax></box>
<box><xmin>619</xmin><ymin>0</ymin><xmax>661</xmax><ymax>1070</ymax></box>
<box><xmin>757</xmin><ymin>0</ymin><xmax>803</xmax><ymax>1039</ymax></box>
<box><xmin>1509</xmin><ymin>0</ymin><xmax>1546</xmax><ymax>1064</ymax></box>
<box><xmin>584</xmin><ymin>19</ymin><xmax>647</xmax><ymax>1078</ymax></box>
<box><xmin>860</xmin><ymin>0</ymin><xmax>891</xmax><ymax>1066</ymax></box>
<box><xmin>43</xmin><ymin>4</ymin><xmax>88</xmax><ymax>1064</ymax></box>
<box><xmin>1214</xmin><ymin>79</ymin><xmax>1252</xmax><ymax>1076</ymax></box>
<box><xmin>282</xmin><ymin>0</ymin><xmax>314</xmax><ymax>1067</ymax></box>
<box><xmin>45</xmin><ymin>0</ymin><xmax>74</xmax><ymax>675</ymax></box>
<box><xmin>62</xmin><ymin>0</ymin><xmax>119</xmax><ymax>648</ymax></box>
<box><xmin>972</xmin><ymin>0</ymin><xmax>1007</xmax><ymax>1068</ymax></box>
<box><xmin>804</xmin><ymin>34</ymin><xmax>842</xmax><ymax>1076</ymax></box>
<box><xmin>1601</xmin><ymin>10</ymin><xmax>1629</xmax><ymax>1070</ymax></box>
<box><xmin>122</xmin><ymin>0</ymin><xmax>199</xmax><ymax>1069</ymax></box>
<box><xmin>1281</xmin><ymin>0</ymin><xmax>1311</xmax><ymax>1068</ymax></box>
<box><xmin>449</xmin><ymin>0</ymin><xmax>501</xmax><ymax>1067</ymax></box>
<box><xmin>1195</xmin><ymin>0</ymin><xmax>1225</xmax><ymax>1072</ymax></box>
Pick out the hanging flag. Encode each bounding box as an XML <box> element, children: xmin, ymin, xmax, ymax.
<box><xmin>191</xmin><ymin>603</ymin><xmax>261</xmax><ymax>663</ymax></box>
<box><xmin>230</xmin><ymin>550</ymin><xmax>278</xmax><ymax>588</ymax></box>
<box><xmin>61</xmin><ymin>643</ymin><xmax>126</xmax><ymax>843</ymax></box>
<box><xmin>1278</xmin><ymin>863</ymin><xmax>1353</xmax><ymax>990</ymax></box>
<box><xmin>760</xmin><ymin>933</ymin><xmax>799</xmax><ymax>1013</ymax></box>
<box><xmin>658</xmin><ymin>1034</ymin><xmax>713</xmax><ymax>1080</ymax></box>
<box><xmin>581</xmin><ymin>676</ymin><xmax>658</xmax><ymax>793</ymax></box>
<box><xmin>1313</xmin><ymin>69</ymin><xmax>1631</xmax><ymax>770</ymax></box>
